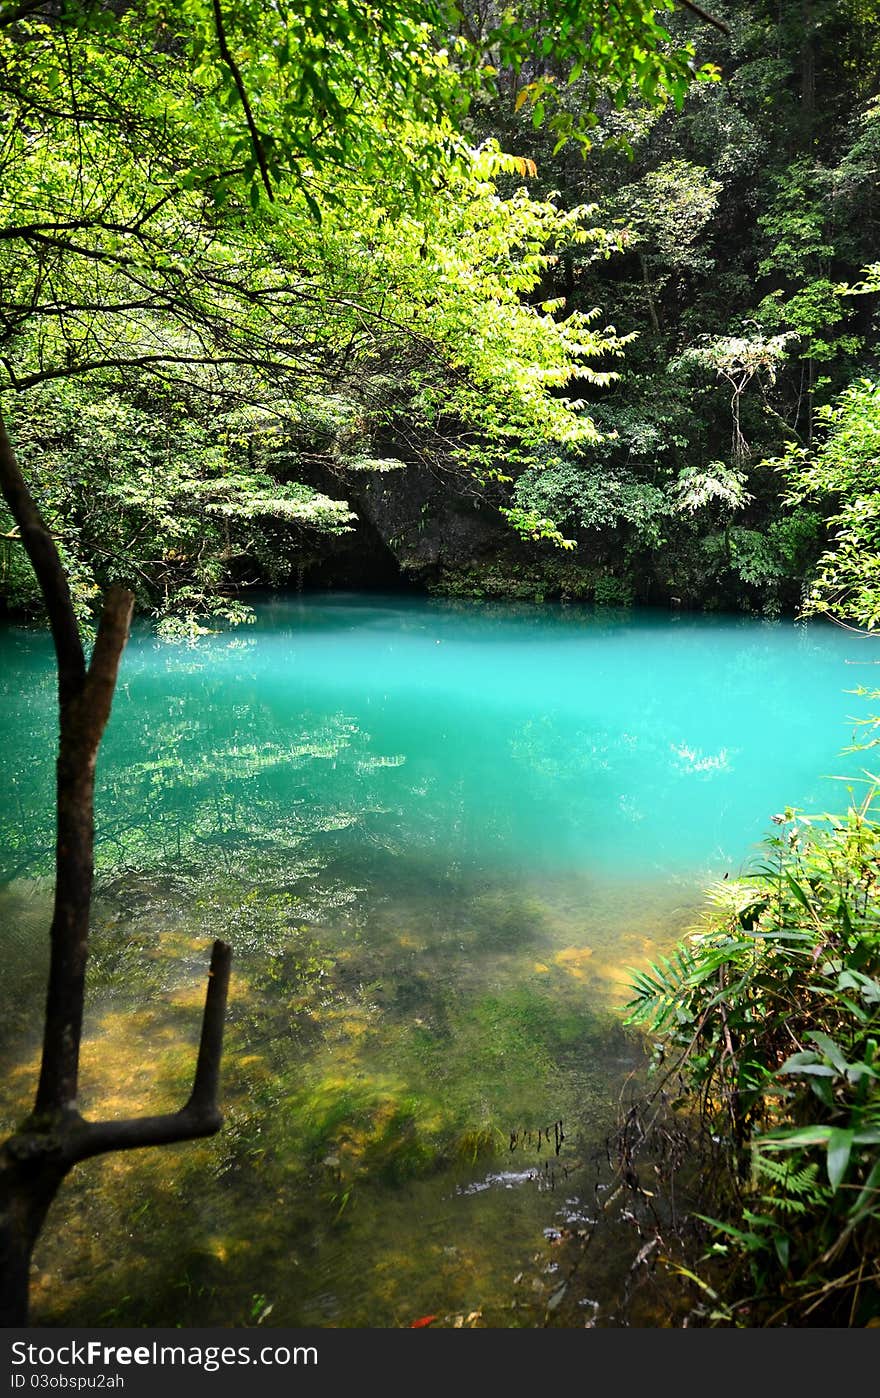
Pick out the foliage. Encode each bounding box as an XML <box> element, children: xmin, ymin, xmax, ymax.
<box><xmin>613</xmin><ymin>159</ymin><xmax>722</xmax><ymax>331</ymax></box>
<box><xmin>616</xmin><ymin>160</ymin><xmax>722</xmax><ymax>270</ymax></box>
<box><xmin>778</xmin><ymin>374</ymin><xmax>880</xmax><ymax>629</ymax></box>
<box><xmin>672</xmin><ymin>334</ymin><xmax>796</xmax><ymax>464</ymax></box>
<box><xmin>498</xmin><ymin>506</ymin><xmax>575</xmax><ymax>551</ymax></box>
<box><xmin>627</xmin><ymin>797</ymin><xmax>880</xmax><ymax>1325</ymax></box>
<box><xmin>754</xmin><ymin>158</ymin><xmax>865</xmax><ymax>374</ymax></box>
<box><xmin>0</xmin><ymin>376</ymin><xmax>354</xmax><ymax>632</ymax></box>
<box><xmin>722</xmin><ymin>517</ymin><xmax>822</xmax><ymax>590</ymax></box>
<box><xmin>7</xmin><ymin>0</ymin><xmax>875</xmax><ymax>617</ymax></box>
<box><xmin>454</xmin><ymin>0</ymin><xmax>880</xmax><ymax>614</ymax></box>
<box><xmin>671</xmin><ymin>461</ymin><xmax>751</xmax><ymax>514</ymax></box>
<box><xmin>513</xmin><ymin>458</ymin><xmax>669</xmax><ymax>546</ymax></box>
<box><xmin>159</xmin><ymin>0</ymin><xmax>719</xmax><ymax>197</ymax></box>
<box><xmin>1</xmin><ymin>0</ymin><xmax>644</xmax><ymax>625</ymax></box>
<box><xmin>0</xmin><ymin>0</ymin><xmax>726</xmax><ymax>631</ymax></box>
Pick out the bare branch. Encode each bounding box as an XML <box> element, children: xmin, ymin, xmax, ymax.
<box><xmin>675</xmin><ymin>0</ymin><xmax>730</xmax><ymax>35</ymax></box>
<box><xmin>72</xmin><ymin>940</ymin><xmax>233</xmax><ymax>1160</ymax></box>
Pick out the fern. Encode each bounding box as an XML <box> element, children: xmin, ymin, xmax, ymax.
<box><xmin>626</xmin><ymin>795</ymin><xmax>880</xmax><ymax>1322</ymax></box>
<box><xmin>752</xmin><ymin>1155</ymin><xmax>822</xmax><ymax>1196</ymax></box>
<box><xmin>763</xmin><ymin>1192</ymin><xmax>810</xmax><ymax>1217</ymax></box>
<box><xmin>623</xmin><ymin>943</ymin><xmax>701</xmax><ymax>1030</ymax></box>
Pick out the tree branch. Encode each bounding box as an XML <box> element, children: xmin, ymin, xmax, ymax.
<box><xmin>81</xmin><ymin>583</ymin><xmax>137</xmax><ymax>744</ymax></box>
<box><xmin>0</xmin><ymin>405</ymin><xmax>85</xmax><ymax>705</ymax></box>
<box><xmin>8</xmin><ymin>352</ymin><xmax>307</xmax><ymax>393</ymax></box>
<box><xmin>211</xmin><ymin>0</ymin><xmax>274</xmax><ymax>201</ymax></box>
<box><xmin>0</xmin><ymin>210</ymin><xmax>171</xmax><ymax>243</ymax></box>
<box><xmin>675</xmin><ymin>0</ymin><xmax>730</xmax><ymax>35</ymax></box>
<box><xmin>71</xmin><ymin>939</ymin><xmax>233</xmax><ymax>1161</ymax></box>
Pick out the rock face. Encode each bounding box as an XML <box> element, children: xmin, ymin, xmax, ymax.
<box><xmin>349</xmin><ymin>464</ymin><xmax>528</xmax><ymax>591</ymax></box>
<box><xmin>292</xmin><ymin>460</ymin><xmax>805</xmax><ymax>615</ymax></box>
<box><xmin>296</xmin><ymin>459</ymin><xmax>510</xmax><ymax>591</ymax></box>
<box><xmin>298</xmin><ymin>460</ymin><xmax>630</xmax><ymax>602</ymax></box>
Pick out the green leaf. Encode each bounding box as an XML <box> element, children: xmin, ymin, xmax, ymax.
<box><xmin>778</xmin><ymin>1052</ymin><xmax>836</xmax><ymax>1077</ymax></box>
<box><xmin>756</xmin><ymin>1126</ymin><xmax>833</xmax><ymax>1149</ymax></box>
<box><xmin>826</xmin><ymin>1127</ymin><xmax>854</xmax><ymax>1190</ymax></box>
<box><xmin>809</xmin><ymin>1076</ymin><xmax>835</xmax><ymax>1109</ymax></box>
<box><xmin>784</xmin><ymin>873</ymin><xmax>813</xmax><ymax>909</ymax></box>
<box><xmin>850</xmin><ymin>1158</ymin><xmax>880</xmax><ymax>1223</ymax></box>
<box><xmin>809</xmin><ymin>1032</ymin><xmax>849</xmax><ymax>1074</ymax></box>
<box><xmin>302</xmin><ymin>189</ymin><xmax>323</xmax><ymax>225</ymax></box>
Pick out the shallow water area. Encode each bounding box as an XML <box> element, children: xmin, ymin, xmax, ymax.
<box><xmin>0</xmin><ymin>594</ymin><xmax>871</xmax><ymax>1326</ymax></box>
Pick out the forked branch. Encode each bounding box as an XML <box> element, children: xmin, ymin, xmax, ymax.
<box><xmin>71</xmin><ymin>938</ymin><xmax>233</xmax><ymax>1161</ymax></box>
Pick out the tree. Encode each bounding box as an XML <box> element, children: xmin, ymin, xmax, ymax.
<box><xmin>0</xmin><ymin>418</ymin><xmax>233</xmax><ymax>1323</ymax></box>
<box><xmin>779</xmin><ymin>370</ymin><xmax>880</xmax><ymax>630</ymax></box>
<box><xmin>0</xmin><ymin>0</ymin><xmax>721</xmax><ymax>1323</ymax></box>
<box><xmin>614</xmin><ymin>159</ymin><xmax>722</xmax><ymax>334</ymax></box>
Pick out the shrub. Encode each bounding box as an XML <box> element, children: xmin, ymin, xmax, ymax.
<box><xmin>626</xmin><ymin>795</ymin><xmax>880</xmax><ymax>1325</ymax></box>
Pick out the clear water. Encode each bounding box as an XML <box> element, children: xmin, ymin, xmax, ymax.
<box><xmin>0</xmin><ymin>595</ymin><xmax>872</xmax><ymax>1326</ymax></box>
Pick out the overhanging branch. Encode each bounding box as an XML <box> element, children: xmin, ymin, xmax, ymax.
<box><xmin>211</xmin><ymin>0</ymin><xmax>274</xmax><ymax>201</ymax></box>
<box><xmin>676</xmin><ymin>0</ymin><xmax>730</xmax><ymax>35</ymax></box>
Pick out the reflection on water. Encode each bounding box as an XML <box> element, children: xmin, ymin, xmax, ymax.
<box><xmin>0</xmin><ymin>595</ymin><xmax>869</xmax><ymax>1325</ymax></box>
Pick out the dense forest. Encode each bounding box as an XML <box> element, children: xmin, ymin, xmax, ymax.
<box><xmin>4</xmin><ymin>2</ymin><xmax>880</xmax><ymax>629</ymax></box>
<box><xmin>1</xmin><ymin>0</ymin><xmax>879</xmax><ymax>1332</ymax></box>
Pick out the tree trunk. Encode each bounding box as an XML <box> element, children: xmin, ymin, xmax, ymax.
<box><xmin>0</xmin><ymin>933</ymin><xmax>232</xmax><ymax>1325</ymax></box>
<box><xmin>801</xmin><ymin>0</ymin><xmax>816</xmax><ymax>124</ymax></box>
<box><xmin>0</xmin><ymin>1148</ymin><xmax>67</xmax><ymax>1325</ymax></box>
<box><xmin>638</xmin><ymin>251</ymin><xmax>661</xmax><ymax>334</ymax></box>
<box><xmin>0</xmin><ymin>406</ymin><xmax>232</xmax><ymax>1324</ymax></box>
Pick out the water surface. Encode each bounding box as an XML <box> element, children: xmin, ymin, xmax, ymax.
<box><xmin>0</xmin><ymin>595</ymin><xmax>871</xmax><ymax>1325</ymax></box>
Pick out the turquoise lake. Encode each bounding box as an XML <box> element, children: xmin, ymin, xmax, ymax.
<box><xmin>0</xmin><ymin>595</ymin><xmax>874</xmax><ymax>1325</ymax></box>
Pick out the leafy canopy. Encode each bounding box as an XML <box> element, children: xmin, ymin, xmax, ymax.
<box><xmin>2</xmin><ymin>0</ymin><xmax>653</xmax><ymax>625</ymax></box>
